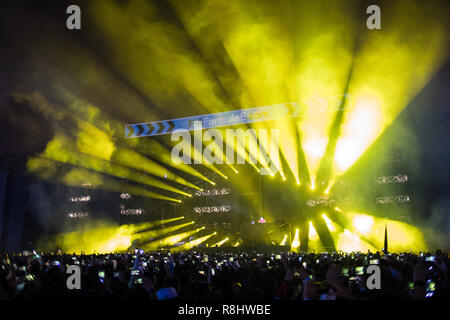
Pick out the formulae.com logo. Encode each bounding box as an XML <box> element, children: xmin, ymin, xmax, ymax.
<box><xmin>171</xmin><ymin>121</ymin><xmax>279</xmax><ymax>175</ymax></box>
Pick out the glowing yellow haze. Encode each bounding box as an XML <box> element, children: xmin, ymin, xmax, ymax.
<box><xmin>334</xmin><ymin>212</ymin><xmax>428</xmax><ymax>253</ymax></box>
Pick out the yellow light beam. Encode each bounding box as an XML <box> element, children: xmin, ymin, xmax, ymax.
<box><xmin>331</xmin><ymin>0</ymin><xmax>450</xmax><ymax>180</ymax></box>
<box><xmin>135</xmin><ymin>221</ymin><xmax>194</xmax><ymax>240</ymax></box>
<box><xmin>112</xmin><ymin>148</ymin><xmax>201</xmax><ymax>191</ymax></box>
<box><xmin>143</xmin><ymin>139</ymin><xmax>212</xmax><ymax>185</ymax></box>
<box><xmin>308</xmin><ymin>222</ymin><xmax>319</xmax><ymax>241</ymax></box>
<box><xmin>291</xmin><ymin>229</ymin><xmax>300</xmax><ymax>249</ymax></box>
<box><xmin>322</xmin><ymin>214</ymin><xmax>335</xmax><ymax>232</ymax></box>
<box><xmin>157</xmin><ymin>228</ymin><xmax>202</xmax><ymax>247</ymax></box>
<box><xmin>211</xmin><ymin>237</ymin><xmax>229</xmax><ymax>247</ymax></box>
<box><xmin>38</xmin><ymin>134</ymin><xmax>191</xmax><ymax>197</ymax></box>
<box><xmin>27</xmin><ymin>161</ymin><xmax>181</xmax><ymax>203</ymax></box>
<box><xmin>177</xmin><ymin>232</ymin><xmax>216</xmax><ymax>251</ymax></box>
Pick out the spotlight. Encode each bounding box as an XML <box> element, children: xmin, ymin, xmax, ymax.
<box><xmin>353</xmin><ymin>215</ymin><xmax>374</xmax><ymax>235</ymax></box>
<box><xmin>280</xmin><ymin>234</ymin><xmax>288</xmax><ymax>246</ymax></box>
<box><xmin>308</xmin><ymin>222</ymin><xmax>319</xmax><ymax>241</ymax></box>
<box><xmin>322</xmin><ymin>214</ymin><xmax>335</xmax><ymax>232</ymax></box>
<box><xmin>211</xmin><ymin>237</ymin><xmax>229</xmax><ymax>247</ymax></box>
<box><xmin>291</xmin><ymin>229</ymin><xmax>300</xmax><ymax>248</ymax></box>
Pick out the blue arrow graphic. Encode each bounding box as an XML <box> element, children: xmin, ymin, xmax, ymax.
<box><xmin>125</xmin><ymin>101</ymin><xmax>305</xmax><ymax>138</ymax></box>
<box><xmin>131</xmin><ymin>124</ymin><xmax>141</xmax><ymax>138</ymax></box>
<box><xmin>141</xmin><ymin>123</ymin><xmax>150</xmax><ymax>136</ymax></box>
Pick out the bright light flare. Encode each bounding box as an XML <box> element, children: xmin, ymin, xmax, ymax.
<box><xmin>159</xmin><ymin>228</ymin><xmax>201</xmax><ymax>247</ymax></box>
<box><xmin>339</xmin><ymin>211</ymin><xmax>428</xmax><ymax>252</ymax></box>
<box><xmin>291</xmin><ymin>229</ymin><xmax>300</xmax><ymax>249</ymax></box>
<box><xmin>333</xmin><ymin>97</ymin><xmax>382</xmax><ymax>174</ymax></box>
<box><xmin>178</xmin><ymin>232</ymin><xmax>216</xmax><ymax>251</ymax></box>
<box><xmin>308</xmin><ymin>222</ymin><xmax>319</xmax><ymax>241</ymax></box>
<box><xmin>212</xmin><ymin>237</ymin><xmax>229</xmax><ymax>247</ymax></box>
<box><xmin>322</xmin><ymin>214</ymin><xmax>335</xmax><ymax>232</ymax></box>
<box><xmin>353</xmin><ymin>215</ymin><xmax>375</xmax><ymax>235</ymax></box>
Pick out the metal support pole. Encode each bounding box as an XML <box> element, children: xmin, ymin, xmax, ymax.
<box><xmin>259</xmin><ymin>173</ymin><xmax>262</xmax><ymax>218</ymax></box>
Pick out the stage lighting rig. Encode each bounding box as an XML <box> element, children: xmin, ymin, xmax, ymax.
<box><xmin>375</xmin><ymin>174</ymin><xmax>408</xmax><ymax>184</ymax></box>
<box><xmin>67</xmin><ymin>212</ymin><xmax>89</xmax><ymax>218</ymax></box>
<box><xmin>376</xmin><ymin>195</ymin><xmax>410</xmax><ymax>204</ymax></box>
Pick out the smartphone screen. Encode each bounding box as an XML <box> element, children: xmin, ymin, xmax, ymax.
<box><xmin>355</xmin><ymin>266</ymin><xmax>364</xmax><ymax>275</ymax></box>
<box><xmin>427</xmin><ymin>281</ymin><xmax>435</xmax><ymax>292</ymax></box>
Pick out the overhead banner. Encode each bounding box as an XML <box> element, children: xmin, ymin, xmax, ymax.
<box><xmin>125</xmin><ymin>101</ymin><xmax>301</xmax><ymax>138</ymax></box>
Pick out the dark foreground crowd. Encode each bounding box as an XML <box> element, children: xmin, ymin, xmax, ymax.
<box><xmin>0</xmin><ymin>249</ymin><xmax>448</xmax><ymax>300</ymax></box>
